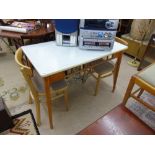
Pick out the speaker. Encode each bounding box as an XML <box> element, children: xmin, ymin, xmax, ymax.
<box><xmin>0</xmin><ymin>97</ymin><xmax>14</xmax><ymax>133</ymax></box>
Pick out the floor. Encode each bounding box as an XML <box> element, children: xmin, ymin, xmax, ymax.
<box><xmin>0</xmin><ymin>40</ymin><xmax>138</xmax><ymax>134</ymax></box>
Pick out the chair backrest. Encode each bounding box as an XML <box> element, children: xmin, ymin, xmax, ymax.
<box><xmin>115</xmin><ymin>37</ymin><xmax>128</xmax><ymax>46</ymax></box>
<box><xmin>15</xmin><ymin>48</ymin><xmax>38</xmax><ymax>97</ymax></box>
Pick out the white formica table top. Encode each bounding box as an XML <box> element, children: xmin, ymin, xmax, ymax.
<box><xmin>22</xmin><ymin>41</ymin><xmax>127</xmax><ymax>77</ymax></box>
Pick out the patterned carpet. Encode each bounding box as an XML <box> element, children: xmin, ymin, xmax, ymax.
<box><xmin>1</xmin><ymin>109</ymin><xmax>40</xmax><ymax>135</ymax></box>
<box><xmin>126</xmin><ymin>91</ymin><xmax>155</xmax><ymax>131</ymax></box>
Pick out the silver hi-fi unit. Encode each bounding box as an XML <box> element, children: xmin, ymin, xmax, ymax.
<box><xmin>55</xmin><ymin>30</ymin><xmax>78</xmax><ymax>46</ymax></box>
<box><xmin>79</xmin><ymin>19</ymin><xmax>119</xmax><ymax>50</ymax></box>
<box><xmin>54</xmin><ymin>20</ymin><xmax>79</xmax><ymax>46</ymax></box>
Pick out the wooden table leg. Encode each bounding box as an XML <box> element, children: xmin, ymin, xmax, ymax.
<box><xmin>44</xmin><ymin>77</ymin><xmax>53</xmax><ymax>129</ymax></box>
<box><xmin>112</xmin><ymin>52</ymin><xmax>123</xmax><ymax>92</ymax></box>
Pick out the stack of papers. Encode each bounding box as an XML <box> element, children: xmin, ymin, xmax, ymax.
<box><xmin>0</xmin><ymin>21</ymin><xmax>36</xmax><ymax>33</ymax></box>
<box><xmin>11</xmin><ymin>21</ymin><xmax>35</xmax><ymax>31</ymax></box>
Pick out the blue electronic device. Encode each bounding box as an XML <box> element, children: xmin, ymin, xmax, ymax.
<box><xmin>54</xmin><ymin>19</ymin><xmax>79</xmax><ymax>34</ymax></box>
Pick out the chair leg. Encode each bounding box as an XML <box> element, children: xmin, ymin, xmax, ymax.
<box><xmin>112</xmin><ymin>71</ymin><xmax>116</xmax><ymax>92</ymax></box>
<box><xmin>64</xmin><ymin>89</ymin><xmax>69</xmax><ymax>111</ymax></box>
<box><xmin>94</xmin><ymin>75</ymin><xmax>101</xmax><ymax>96</ymax></box>
<box><xmin>82</xmin><ymin>69</ymin><xmax>89</xmax><ymax>83</ymax></box>
<box><xmin>34</xmin><ymin>97</ymin><xmax>41</xmax><ymax>126</ymax></box>
<box><xmin>122</xmin><ymin>76</ymin><xmax>135</xmax><ymax>105</ymax></box>
<box><xmin>29</xmin><ymin>92</ymin><xmax>33</xmax><ymax>104</ymax></box>
<box><xmin>112</xmin><ymin>52</ymin><xmax>122</xmax><ymax>92</ymax></box>
<box><xmin>137</xmin><ymin>89</ymin><xmax>144</xmax><ymax>98</ymax></box>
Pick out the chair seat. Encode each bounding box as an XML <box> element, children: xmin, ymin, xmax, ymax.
<box><xmin>138</xmin><ymin>64</ymin><xmax>155</xmax><ymax>87</ymax></box>
<box><xmin>78</xmin><ymin>104</ymin><xmax>155</xmax><ymax>135</ymax></box>
<box><xmin>93</xmin><ymin>61</ymin><xmax>114</xmax><ymax>75</ymax></box>
<box><xmin>32</xmin><ymin>70</ymin><xmax>67</xmax><ymax>93</ymax></box>
<box><xmin>32</xmin><ymin>70</ymin><xmax>45</xmax><ymax>93</ymax></box>
<box><xmin>51</xmin><ymin>79</ymin><xmax>67</xmax><ymax>91</ymax></box>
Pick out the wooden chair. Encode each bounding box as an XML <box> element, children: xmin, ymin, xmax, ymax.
<box><xmin>90</xmin><ymin>37</ymin><xmax>128</xmax><ymax>96</ymax></box>
<box><xmin>122</xmin><ymin>63</ymin><xmax>155</xmax><ymax>112</ymax></box>
<box><xmin>138</xmin><ymin>34</ymin><xmax>155</xmax><ymax>71</ymax></box>
<box><xmin>15</xmin><ymin>48</ymin><xmax>69</xmax><ymax>126</ymax></box>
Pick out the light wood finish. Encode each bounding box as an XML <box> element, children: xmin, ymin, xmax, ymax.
<box><xmin>21</xmin><ymin>41</ymin><xmax>127</xmax><ymax>129</ymax></box>
<box><xmin>15</xmin><ymin>48</ymin><xmax>41</xmax><ymax>125</ymax></box>
<box><xmin>138</xmin><ymin>34</ymin><xmax>155</xmax><ymax>71</ymax></box>
<box><xmin>28</xmin><ymin>92</ymin><xmax>33</xmax><ymax>104</ymax></box>
<box><xmin>44</xmin><ymin>76</ymin><xmax>53</xmax><ymax>128</ymax></box>
<box><xmin>90</xmin><ymin>37</ymin><xmax>128</xmax><ymax>96</ymax></box>
<box><xmin>121</xmin><ymin>34</ymin><xmax>148</xmax><ymax>59</ymax></box>
<box><xmin>15</xmin><ymin>48</ymin><xmax>68</xmax><ymax>128</ymax></box>
<box><xmin>122</xmin><ymin>63</ymin><xmax>155</xmax><ymax>112</ymax></box>
<box><xmin>64</xmin><ymin>90</ymin><xmax>69</xmax><ymax>111</ymax></box>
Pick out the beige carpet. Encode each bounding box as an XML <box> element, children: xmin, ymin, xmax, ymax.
<box><xmin>0</xmin><ymin>53</ymin><xmax>29</xmax><ymax>109</ymax></box>
<box><xmin>1</xmin><ymin>40</ymin><xmax>148</xmax><ymax>134</ymax></box>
